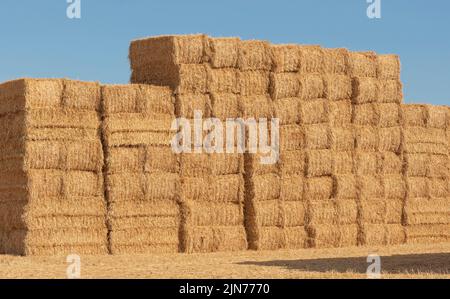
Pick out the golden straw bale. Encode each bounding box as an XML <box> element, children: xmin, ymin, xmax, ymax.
<box><xmin>427</xmin><ymin>105</ymin><xmax>449</xmax><ymax>129</ymax></box>
<box><xmin>304</xmin><ymin>124</ymin><xmax>331</xmax><ymax>150</ymax></box>
<box><xmin>206</xmin><ymin>37</ymin><xmax>240</xmax><ymax>68</ymax></box>
<box><xmin>108</xmin><ymin>200</ymin><xmax>179</xmax><ymax>219</ymax></box>
<box><xmin>250</xmin><ymin>174</ymin><xmax>281</xmax><ymax>200</ymax></box>
<box><xmin>330</xmin><ymin>128</ymin><xmax>354</xmax><ymax>151</ymax></box>
<box><xmin>428</xmin><ymin>178</ymin><xmax>448</xmax><ymax>198</ymax></box>
<box><xmin>406</xmin><ymin>224</ymin><xmax>450</xmax><ymax>244</ymax></box>
<box><xmin>176</xmin><ymin>94</ymin><xmax>211</xmax><ymax>119</ymax></box>
<box><xmin>377</xmin><ymin>54</ymin><xmax>401</xmax><ymax>80</ymax></box>
<box><xmin>257</xmin><ymin>227</ymin><xmax>286</xmax><ymax>250</ymax></box>
<box><xmin>329</xmin><ymin>100</ymin><xmax>352</xmax><ymax>126</ymax></box>
<box><xmin>348</xmin><ymin>51</ymin><xmax>377</xmax><ymax>78</ymax></box>
<box><xmin>379</xmin><ymin>127</ymin><xmax>402</xmax><ymax>152</ymax></box>
<box><xmin>358</xmin><ymin>176</ymin><xmax>384</xmax><ymax>199</ymax></box>
<box><xmin>279</xmin><ymin>150</ymin><xmax>305</xmax><ymax>175</ymax></box>
<box><xmin>269</xmin><ymin>73</ymin><xmax>300</xmax><ymax>99</ymax></box>
<box><xmin>110</xmin><ymin>227</ymin><xmax>178</xmax><ymax>249</ymax></box>
<box><xmin>378</xmin><ymin>103</ymin><xmax>401</xmax><ymax>127</ymax></box>
<box><xmin>308</xmin><ymin>224</ymin><xmax>358</xmax><ymax>248</ymax></box>
<box><xmin>298</xmin><ymin>45</ymin><xmax>324</xmax><ymax>74</ymax></box>
<box><xmin>283</xmin><ymin>201</ymin><xmax>306</xmax><ymax>226</ymax></box>
<box><xmin>353</xmin><ymin>103</ymin><xmax>379</xmax><ymax>126</ymax></box>
<box><xmin>333</xmin><ymin>151</ymin><xmax>354</xmax><ymax>175</ymax></box>
<box><xmin>299</xmin><ymin>98</ymin><xmax>329</xmax><ymax>125</ymax></box>
<box><xmin>111</xmin><ymin>244</ymin><xmax>179</xmax><ymax>255</ymax></box>
<box><xmin>351</xmin><ymin>77</ymin><xmax>378</xmax><ymax>104</ymax></box>
<box><xmin>383</xmin><ymin>174</ymin><xmax>406</xmax><ymax>199</ymax></box>
<box><xmin>210</xmin><ymin>93</ymin><xmax>241</xmax><ymax>120</ymax></box>
<box><xmin>207</xmin><ymin>67</ymin><xmax>239</xmax><ymax>94</ymax></box>
<box><xmin>379</xmin><ymin>151</ymin><xmax>403</xmax><ymax>175</ymax></box>
<box><xmin>280</xmin><ymin>175</ymin><xmax>304</xmax><ymax>201</ymax></box>
<box><xmin>323</xmin><ymin>74</ymin><xmax>352</xmax><ymax>101</ymax></box>
<box><xmin>284</xmin><ymin>226</ymin><xmax>308</xmax><ymax>249</ymax></box>
<box><xmin>322</xmin><ymin>48</ymin><xmax>349</xmax><ymax>75</ymax></box>
<box><xmin>182</xmin><ymin>174</ymin><xmax>244</xmax><ymax>202</ymax></box>
<box><xmin>238</xmin><ymin>71</ymin><xmax>270</xmax><ymax>96</ymax></box>
<box><xmin>185</xmin><ymin>201</ymin><xmax>244</xmax><ymax>226</ymax></box>
<box><xmin>280</xmin><ymin>124</ymin><xmax>304</xmax><ymax>151</ymax></box>
<box><xmin>240</xmin><ymin>94</ymin><xmax>273</xmax><ymax>119</ymax></box>
<box><xmin>238</xmin><ymin>40</ymin><xmax>273</xmax><ymax>71</ymax></box>
<box><xmin>405</xmin><ymin>198</ymin><xmax>450</xmax><ymax>225</ymax></box>
<box><xmin>273</xmin><ymin>97</ymin><xmax>301</xmax><ymax>125</ymax></box>
<box><xmin>252</xmin><ymin>200</ymin><xmax>282</xmax><ymax>227</ymax></box>
<box><xmin>402</xmin><ymin>104</ymin><xmax>427</xmax><ymax>127</ymax></box>
<box><xmin>354</xmin><ymin>126</ymin><xmax>378</xmax><ymax>151</ymax></box>
<box><xmin>334</xmin><ymin>175</ymin><xmax>358</xmax><ymax>200</ymax></box>
<box><xmin>306</xmin><ymin>149</ymin><xmax>333</xmax><ymax>177</ymax></box>
<box><xmin>378</xmin><ymin>79</ymin><xmax>403</xmax><ymax>104</ymax></box>
<box><xmin>244</xmin><ymin>153</ymin><xmax>279</xmax><ymax>176</ymax></box>
<box><xmin>299</xmin><ymin>74</ymin><xmax>324</xmax><ymax>100</ymax></box>
<box><xmin>304</xmin><ymin>177</ymin><xmax>334</xmax><ymax>200</ymax></box>
<box><xmin>360</xmin><ymin>224</ymin><xmax>405</xmax><ymax>246</ymax></box>
<box><xmin>406</xmin><ymin>177</ymin><xmax>429</xmax><ymax>198</ymax></box>
<box><xmin>270</xmin><ymin>44</ymin><xmax>300</xmax><ymax>73</ymax></box>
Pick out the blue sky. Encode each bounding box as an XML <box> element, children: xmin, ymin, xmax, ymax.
<box><xmin>0</xmin><ymin>0</ymin><xmax>448</xmax><ymax>105</ymax></box>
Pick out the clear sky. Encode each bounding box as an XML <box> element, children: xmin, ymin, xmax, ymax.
<box><xmin>0</xmin><ymin>0</ymin><xmax>448</xmax><ymax>105</ymax></box>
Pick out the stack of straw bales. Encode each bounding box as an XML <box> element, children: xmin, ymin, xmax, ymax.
<box><xmin>130</xmin><ymin>35</ymin><xmax>247</xmax><ymax>253</ymax></box>
<box><xmin>402</xmin><ymin>104</ymin><xmax>450</xmax><ymax>244</ymax></box>
<box><xmin>0</xmin><ymin>79</ymin><xmax>107</xmax><ymax>255</ymax></box>
<box><xmin>351</xmin><ymin>53</ymin><xmax>406</xmax><ymax>246</ymax></box>
<box><xmin>102</xmin><ymin>84</ymin><xmax>181</xmax><ymax>254</ymax></box>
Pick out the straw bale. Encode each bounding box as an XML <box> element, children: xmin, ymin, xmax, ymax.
<box><xmin>174</xmin><ymin>64</ymin><xmax>208</xmax><ymax>95</ymax></box>
<box><xmin>184</xmin><ymin>200</ymin><xmax>243</xmax><ymax>226</ymax></box>
<box><xmin>427</xmin><ymin>105</ymin><xmax>449</xmax><ymax>129</ymax></box>
<box><xmin>110</xmin><ymin>227</ymin><xmax>178</xmax><ymax>247</ymax></box>
<box><xmin>358</xmin><ymin>176</ymin><xmax>384</xmax><ymax>199</ymax></box>
<box><xmin>206</xmin><ymin>37</ymin><xmax>240</xmax><ymax>68</ymax></box>
<box><xmin>353</xmin><ymin>103</ymin><xmax>379</xmax><ymax>126</ymax></box>
<box><xmin>26</xmin><ymin>127</ymin><xmax>99</xmax><ymax>143</ymax></box>
<box><xmin>331</xmin><ymin>128</ymin><xmax>355</xmax><ymax>151</ymax></box>
<box><xmin>210</xmin><ymin>93</ymin><xmax>241</xmax><ymax>120</ymax></box>
<box><xmin>378</xmin><ymin>79</ymin><xmax>403</xmax><ymax>104</ymax></box>
<box><xmin>284</xmin><ymin>226</ymin><xmax>308</xmax><ymax>249</ymax></box>
<box><xmin>383</xmin><ymin>175</ymin><xmax>406</xmax><ymax>199</ymax></box>
<box><xmin>252</xmin><ymin>200</ymin><xmax>282</xmax><ymax>227</ymax></box>
<box><xmin>348</xmin><ymin>51</ymin><xmax>377</xmax><ymax>78</ymax></box>
<box><xmin>129</xmin><ymin>34</ymin><xmax>206</xmax><ymax>68</ymax></box>
<box><xmin>24</xmin><ymin>140</ymin><xmax>103</xmax><ymax>172</ymax></box>
<box><xmin>26</xmin><ymin>109</ymin><xmax>99</xmax><ymax>130</ymax></box>
<box><xmin>379</xmin><ymin>151</ymin><xmax>403</xmax><ymax>175</ymax></box>
<box><xmin>428</xmin><ymin>178</ymin><xmax>448</xmax><ymax>198</ymax></box>
<box><xmin>428</xmin><ymin>154</ymin><xmax>449</xmax><ymax>178</ymax></box>
<box><xmin>359</xmin><ymin>199</ymin><xmax>403</xmax><ymax>224</ymax></box>
<box><xmin>107</xmin><ymin>172</ymin><xmax>180</xmax><ymax>202</ymax></box>
<box><xmin>407</xmin><ymin>177</ymin><xmax>429</xmax><ymax>198</ymax></box>
<box><xmin>406</xmin><ymin>224</ymin><xmax>450</xmax><ymax>244</ymax></box>
<box><xmin>337</xmin><ymin>200</ymin><xmax>359</xmax><ymax>225</ymax></box>
<box><xmin>270</xmin><ymin>44</ymin><xmax>300</xmax><ymax>73</ymax></box>
<box><xmin>379</xmin><ymin>127</ymin><xmax>402</xmax><ymax>152</ymax></box>
<box><xmin>183</xmin><ymin>226</ymin><xmax>248</xmax><ymax>253</ymax></box>
<box><xmin>308</xmin><ymin>224</ymin><xmax>358</xmax><ymax>248</ymax></box>
<box><xmin>283</xmin><ymin>201</ymin><xmax>306</xmax><ymax>226</ymax></box>
<box><xmin>175</xmin><ymin>94</ymin><xmax>211</xmax><ymax>119</ymax></box>
<box><xmin>304</xmin><ymin>177</ymin><xmax>334</xmax><ymax>200</ymax></box>
<box><xmin>102</xmin><ymin>84</ymin><xmax>174</xmax><ymax>116</ymax></box>
<box><xmin>279</xmin><ymin>150</ymin><xmax>305</xmax><ymax>175</ymax></box>
<box><xmin>108</xmin><ymin>200</ymin><xmax>179</xmax><ymax>218</ymax></box>
<box><xmin>377</xmin><ymin>54</ymin><xmax>401</xmax><ymax>80</ymax></box>
<box><xmin>360</xmin><ymin>224</ymin><xmax>405</xmax><ymax>246</ymax></box>
<box><xmin>405</xmin><ymin>198</ymin><xmax>450</xmax><ymax>225</ymax></box>
<box><xmin>109</xmin><ymin>216</ymin><xmax>178</xmax><ymax>230</ymax></box>
<box><xmin>280</xmin><ymin>124</ymin><xmax>304</xmax><ymax>151</ymax></box>
<box><xmin>280</xmin><ymin>175</ymin><xmax>304</xmax><ymax>201</ymax></box>
<box><xmin>354</xmin><ymin>126</ymin><xmax>378</xmax><ymax>151</ymax></box>
<box><xmin>298</xmin><ymin>45</ymin><xmax>324</xmax><ymax>74</ymax></box>
<box><xmin>273</xmin><ymin>97</ymin><xmax>301</xmax><ymax>125</ymax></box>
<box><xmin>206</xmin><ymin>67</ymin><xmax>239</xmax><ymax>94</ymax></box>
<box><xmin>402</xmin><ymin>104</ymin><xmax>427</xmax><ymax>127</ymax></box>
<box><xmin>244</xmin><ymin>153</ymin><xmax>279</xmax><ymax>176</ymax></box>
<box><xmin>333</xmin><ymin>151</ymin><xmax>354</xmax><ymax>175</ymax></box>
<box><xmin>334</xmin><ymin>175</ymin><xmax>358</xmax><ymax>199</ymax></box>
<box><xmin>329</xmin><ymin>100</ymin><xmax>352</xmax><ymax>126</ymax></box>
<box><xmin>23</xmin><ymin>79</ymin><xmax>64</xmax><ymax>109</ymax></box>
<box><xmin>304</xmin><ymin>124</ymin><xmax>330</xmax><ymax>150</ymax></box>
<box><xmin>351</xmin><ymin>77</ymin><xmax>377</xmax><ymax>104</ymax></box>
<box><xmin>404</xmin><ymin>153</ymin><xmax>428</xmax><ymax>177</ymax></box>
<box><xmin>323</xmin><ymin>74</ymin><xmax>352</xmax><ymax>101</ymax></box>
<box><xmin>378</xmin><ymin>103</ymin><xmax>401</xmax><ymax>127</ymax></box>
<box><xmin>250</xmin><ymin>174</ymin><xmax>281</xmax><ymax>200</ymax></box>
<box><xmin>299</xmin><ymin>74</ymin><xmax>324</xmax><ymax>100</ymax></box>
<box><xmin>355</xmin><ymin>151</ymin><xmax>378</xmax><ymax>175</ymax></box>
<box><xmin>182</xmin><ymin>174</ymin><xmax>244</xmax><ymax>202</ymax></box>
<box><xmin>308</xmin><ymin>199</ymin><xmax>358</xmax><ymax>225</ymax></box>
<box><xmin>269</xmin><ymin>72</ymin><xmax>300</xmax><ymax>99</ymax></box>
<box><xmin>0</xmin><ymin>79</ymin><xmax>27</xmax><ymax>114</ymax></box>
<box><xmin>240</xmin><ymin>95</ymin><xmax>273</xmax><ymax>119</ymax></box>
<box><xmin>306</xmin><ymin>150</ymin><xmax>333</xmax><ymax>177</ymax></box>
<box><xmin>322</xmin><ymin>48</ymin><xmax>349</xmax><ymax>75</ymax></box>
<box><xmin>62</xmin><ymin>80</ymin><xmax>101</xmax><ymax>111</ymax></box>
<box><xmin>257</xmin><ymin>227</ymin><xmax>286</xmax><ymax>250</ymax></box>
<box><xmin>238</xmin><ymin>40</ymin><xmax>273</xmax><ymax>71</ymax></box>
<box><xmin>299</xmin><ymin>98</ymin><xmax>329</xmax><ymax>125</ymax></box>
<box><xmin>238</xmin><ymin>71</ymin><xmax>270</xmax><ymax>96</ymax></box>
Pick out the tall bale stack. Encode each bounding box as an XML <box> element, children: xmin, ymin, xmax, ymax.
<box><xmin>267</xmin><ymin>44</ymin><xmax>307</xmax><ymax>250</ymax></box>
<box><xmin>129</xmin><ymin>35</ymin><xmax>247</xmax><ymax>253</ymax></box>
<box><xmin>102</xmin><ymin>84</ymin><xmax>181</xmax><ymax>254</ymax></box>
<box><xmin>350</xmin><ymin>53</ymin><xmax>406</xmax><ymax>246</ymax></box>
<box><xmin>402</xmin><ymin>104</ymin><xmax>450</xmax><ymax>244</ymax></box>
<box><xmin>0</xmin><ymin>79</ymin><xmax>107</xmax><ymax>255</ymax></box>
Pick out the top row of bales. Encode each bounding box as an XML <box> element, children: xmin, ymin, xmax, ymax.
<box><xmin>129</xmin><ymin>34</ymin><xmax>401</xmax><ymax>96</ymax></box>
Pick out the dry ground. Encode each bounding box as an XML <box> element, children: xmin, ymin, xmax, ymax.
<box><xmin>0</xmin><ymin>243</ymin><xmax>449</xmax><ymax>279</ymax></box>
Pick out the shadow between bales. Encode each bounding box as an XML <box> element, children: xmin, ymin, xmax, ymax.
<box><xmin>238</xmin><ymin>253</ymin><xmax>450</xmax><ymax>274</ymax></box>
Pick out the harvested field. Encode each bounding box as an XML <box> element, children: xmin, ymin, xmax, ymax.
<box><xmin>0</xmin><ymin>243</ymin><xmax>448</xmax><ymax>278</ymax></box>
